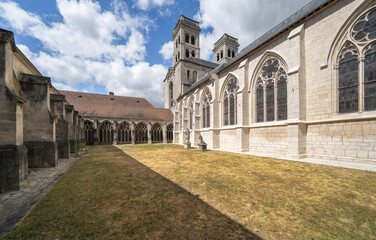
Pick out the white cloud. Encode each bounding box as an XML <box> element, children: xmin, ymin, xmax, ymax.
<box><xmin>134</xmin><ymin>0</ymin><xmax>174</xmax><ymax>11</ymax></box>
<box><xmin>0</xmin><ymin>0</ymin><xmax>168</xmax><ymax>107</ymax></box>
<box><xmin>159</xmin><ymin>41</ymin><xmax>173</xmax><ymax>61</ymax></box>
<box><xmin>195</xmin><ymin>0</ymin><xmax>312</xmax><ymax>60</ymax></box>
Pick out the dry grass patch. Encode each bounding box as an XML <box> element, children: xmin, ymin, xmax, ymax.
<box><xmin>4</xmin><ymin>145</ymin><xmax>259</xmax><ymax>240</ymax></box>
<box><xmin>118</xmin><ymin>144</ymin><xmax>376</xmax><ymax>240</ymax></box>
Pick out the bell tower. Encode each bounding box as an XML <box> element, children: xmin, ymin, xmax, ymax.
<box><xmin>213</xmin><ymin>34</ymin><xmax>239</xmax><ymax>64</ymax></box>
<box><xmin>172</xmin><ymin>15</ymin><xmax>201</xmax><ymax>66</ymax></box>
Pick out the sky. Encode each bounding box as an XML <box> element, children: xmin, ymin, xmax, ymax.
<box><xmin>0</xmin><ymin>0</ymin><xmax>312</xmax><ymax>107</ymax></box>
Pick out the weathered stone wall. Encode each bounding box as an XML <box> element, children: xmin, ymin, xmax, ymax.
<box><xmin>51</xmin><ymin>94</ymin><xmax>70</xmax><ymax>159</ymax></box>
<box><xmin>20</xmin><ymin>74</ymin><xmax>58</xmax><ymax>168</ymax></box>
<box><xmin>249</xmin><ymin>126</ymin><xmax>288</xmax><ymax>156</ymax></box>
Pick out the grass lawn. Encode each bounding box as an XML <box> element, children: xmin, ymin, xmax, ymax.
<box><xmin>4</xmin><ymin>145</ymin><xmax>260</xmax><ymax>240</ymax></box>
<box><xmin>117</xmin><ymin>144</ymin><xmax>376</xmax><ymax>240</ymax></box>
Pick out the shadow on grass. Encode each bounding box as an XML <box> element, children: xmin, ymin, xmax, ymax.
<box><xmin>113</xmin><ymin>145</ymin><xmax>262</xmax><ymax>239</ymax></box>
<box><xmin>4</xmin><ymin>145</ymin><xmax>262</xmax><ymax>240</ymax></box>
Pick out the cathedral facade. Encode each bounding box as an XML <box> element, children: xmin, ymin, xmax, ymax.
<box><xmin>164</xmin><ymin>0</ymin><xmax>376</xmax><ymax>165</ymax></box>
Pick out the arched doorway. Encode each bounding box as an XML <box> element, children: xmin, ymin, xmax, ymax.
<box><xmin>151</xmin><ymin>123</ymin><xmax>163</xmax><ymax>143</ymax></box>
<box><xmin>166</xmin><ymin>123</ymin><xmax>173</xmax><ymax>143</ymax></box>
<box><xmin>135</xmin><ymin>122</ymin><xmax>148</xmax><ymax>144</ymax></box>
<box><xmin>117</xmin><ymin>122</ymin><xmax>132</xmax><ymax>144</ymax></box>
<box><xmin>99</xmin><ymin>121</ymin><xmax>113</xmax><ymax>144</ymax></box>
<box><xmin>84</xmin><ymin>120</ymin><xmax>94</xmax><ymax>145</ymax></box>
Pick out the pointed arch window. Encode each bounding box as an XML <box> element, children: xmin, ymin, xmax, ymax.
<box><xmin>338</xmin><ymin>42</ymin><xmax>359</xmax><ymax>113</ymax></box>
<box><xmin>364</xmin><ymin>43</ymin><xmax>376</xmax><ymax>111</ymax></box>
<box><xmin>191</xmin><ymin>50</ymin><xmax>195</xmax><ymax>58</ymax></box>
<box><xmin>220</xmin><ymin>50</ymin><xmax>223</xmax><ymax>59</ymax></box>
<box><xmin>255</xmin><ymin>57</ymin><xmax>288</xmax><ymax>122</ymax></box>
<box><xmin>186</xmin><ymin>49</ymin><xmax>189</xmax><ymax>58</ymax></box>
<box><xmin>189</xmin><ymin>101</ymin><xmax>194</xmax><ymax>129</ymax></box>
<box><xmin>185</xmin><ymin>33</ymin><xmax>189</xmax><ymax>43</ymax></box>
<box><xmin>169</xmin><ymin>82</ymin><xmax>173</xmax><ymax>107</ymax></box>
<box><xmin>223</xmin><ymin>78</ymin><xmax>239</xmax><ymax>126</ymax></box>
<box><xmin>202</xmin><ymin>89</ymin><xmax>212</xmax><ymax>128</ymax></box>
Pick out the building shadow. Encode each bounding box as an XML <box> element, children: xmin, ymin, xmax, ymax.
<box><xmin>110</xmin><ymin>145</ymin><xmax>262</xmax><ymax>239</ymax></box>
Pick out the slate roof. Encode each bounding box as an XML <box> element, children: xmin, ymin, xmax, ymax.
<box><xmin>183</xmin><ymin>57</ymin><xmax>219</xmax><ymax>69</ymax></box>
<box><xmin>181</xmin><ymin>0</ymin><xmax>334</xmax><ymax>98</ymax></box>
<box><xmin>60</xmin><ymin>91</ymin><xmax>173</xmax><ymax>121</ymax></box>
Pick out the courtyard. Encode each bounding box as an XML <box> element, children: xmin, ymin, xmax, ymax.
<box><xmin>3</xmin><ymin>145</ymin><xmax>376</xmax><ymax>239</ymax></box>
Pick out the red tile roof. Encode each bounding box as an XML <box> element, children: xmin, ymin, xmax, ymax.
<box><xmin>59</xmin><ymin>90</ymin><xmax>173</xmax><ymax>121</ymax></box>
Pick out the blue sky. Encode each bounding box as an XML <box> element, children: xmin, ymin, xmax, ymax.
<box><xmin>0</xmin><ymin>0</ymin><xmax>311</xmax><ymax>107</ymax></box>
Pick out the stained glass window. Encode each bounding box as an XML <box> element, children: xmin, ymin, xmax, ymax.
<box><xmin>266</xmin><ymin>81</ymin><xmax>275</xmax><ymax>121</ymax></box>
<box><xmin>365</xmin><ymin>43</ymin><xmax>376</xmax><ymax>111</ymax></box>
<box><xmin>338</xmin><ymin>42</ymin><xmax>359</xmax><ymax>113</ymax></box>
<box><xmin>277</xmin><ymin>69</ymin><xmax>287</xmax><ymax>120</ymax></box>
<box><xmin>224</xmin><ymin>93</ymin><xmax>228</xmax><ymax>126</ymax></box>
<box><xmin>206</xmin><ymin>104</ymin><xmax>210</xmax><ymax>128</ymax></box>
<box><xmin>230</xmin><ymin>94</ymin><xmax>235</xmax><ymax>125</ymax></box>
<box><xmin>223</xmin><ymin>78</ymin><xmax>238</xmax><ymax>126</ymax></box>
<box><xmin>256</xmin><ymin>79</ymin><xmax>264</xmax><ymax>123</ymax></box>
<box><xmin>256</xmin><ymin>57</ymin><xmax>287</xmax><ymax>122</ymax></box>
<box><xmin>351</xmin><ymin>9</ymin><xmax>376</xmax><ymax>42</ymax></box>
<box><xmin>202</xmin><ymin>106</ymin><xmax>206</xmax><ymax>128</ymax></box>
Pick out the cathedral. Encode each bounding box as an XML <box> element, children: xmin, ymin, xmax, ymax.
<box><xmin>164</xmin><ymin>0</ymin><xmax>376</xmax><ymax>165</ymax></box>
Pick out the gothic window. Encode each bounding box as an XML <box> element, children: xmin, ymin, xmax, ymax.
<box><xmin>351</xmin><ymin>9</ymin><xmax>376</xmax><ymax>42</ymax></box>
<box><xmin>228</xmin><ymin>49</ymin><xmax>231</xmax><ymax>57</ymax></box>
<box><xmin>338</xmin><ymin>42</ymin><xmax>359</xmax><ymax>113</ymax></box>
<box><xmin>117</xmin><ymin>122</ymin><xmax>131</xmax><ymax>144</ymax></box>
<box><xmin>151</xmin><ymin>123</ymin><xmax>163</xmax><ymax>143</ymax></box>
<box><xmin>186</xmin><ymin>49</ymin><xmax>189</xmax><ymax>58</ymax></box>
<box><xmin>217</xmin><ymin>53</ymin><xmax>219</xmax><ymax>61</ymax></box>
<box><xmin>232</xmin><ymin>50</ymin><xmax>235</xmax><ymax>58</ymax></box>
<box><xmin>202</xmin><ymin>89</ymin><xmax>212</xmax><ymax>128</ymax></box>
<box><xmin>277</xmin><ymin>69</ymin><xmax>287</xmax><ymax>120</ymax></box>
<box><xmin>191</xmin><ymin>50</ymin><xmax>195</xmax><ymax>58</ymax></box>
<box><xmin>84</xmin><ymin>120</ymin><xmax>94</xmax><ymax>145</ymax></box>
<box><xmin>255</xmin><ymin>57</ymin><xmax>288</xmax><ymax>122</ymax></box>
<box><xmin>256</xmin><ymin>79</ymin><xmax>264</xmax><ymax>122</ymax></box>
<box><xmin>166</xmin><ymin>123</ymin><xmax>173</xmax><ymax>143</ymax></box>
<box><xmin>175</xmin><ymin>40</ymin><xmax>178</xmax><ymax>48</ymax></box>
<box><xmin>189</xmin><ymin>101</ymin><xmax>194</xmax><ymax>129</ymax></box>
<box><xmin>178</xmin><ymin>36</ymin><xmax>180</xmax><ymax>44</ymax></box>
<box><xmin>99</xmin><ymin>121</ymin><xmax>113</xmax><ymax>144</ymax></box>
<box><xmin>135</xmin><ymin>122</ymin><xmax>148</xmax><ymax>143</ymax></box>
<box><xmin>193</xmin><ymin>71</ymin><xmax>197</xmax><ymax>82</ymax></box>
<box><xmin>220</xmin><ymin>50</ymin><xmax>223</xmax><ymax>59</ymax></box>
<box><xmin>178</xmin><ymin>51</ymin><xmax>180</xmax><ymax>60</ymax></box>
<box><xmin>169</xmin><ymin>82</ymin><xmax>173</xmax><ymax>107</ymax></box>
<box><xmin>223</xmin><ymin>78</ymin><xmax>239</xmax><ymax>126</ymax></box>
<box><xmin>185</xmin><ymin>33</ymin><xmax>189</xmax><ymax>43</ymax></box>
<box><xmin>224</xmin><ymin>93</ymin><xmax>228</xmax><ymax>126</ymax></box>
<box><xmin>187</xmin><ymin>70</ymin><xmax>190</xmax><ymax>81</ymax></box>
<box><xmin>365</xmin><ymin>43</ymin><xmax>376</xmax><ymax>111</ymax></box>
<box><xmin>191</xmin><ymin>35</ymin><xmax>195</xmax><ymax>45</ymax></box>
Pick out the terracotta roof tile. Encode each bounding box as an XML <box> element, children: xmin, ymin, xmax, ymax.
<box><xmin>59</xmin><ymin>90</ymin><xmax>172</xmax><ymax>121</ymax></box>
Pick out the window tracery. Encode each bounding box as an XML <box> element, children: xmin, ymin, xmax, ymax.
<box><xmin>255</xmin><ymin>57</ymin><xmax>287</xmax><ymax>122</ymax></box>
<box><xmin>117</xmin><ymin>122</ymin><xmax>131</xmax><ymax>143</ymax></box>
<box><xmin>335</xmin><ymin>7</ymin><xmax>376</xmax><ymax>114</ymax></box>
<box><xmin>99</xmin><ymin>121</ymin><xmax>113</xmax><ymax>144</ymax></box>
<box><xmin>223</xmin><ymin>78</ymin><xmax>238</xmax><ymax>126</ymax></box>
<box><xmin>166</xmin><ymin>124</ymin><xmax>173</xmax><ymax>143</ymax></box>
<box><xmin>351</xmin><ymin>9</ymin><xmax>376</xmax><ymax>42</ymax></box>
<box><xmin>151</xmin><ymin>123</ymin><xmax>163</xmax><ymax>143</ymax></box>
<box><xmin>135</xmin><ymin>122</ymin><xmax>148</xmax><ymax>143</ymax></box>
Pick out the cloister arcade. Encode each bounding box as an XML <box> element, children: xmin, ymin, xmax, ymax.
<box><xmin>83</xmin><ymin>120</ymin><xmax>173</xmax><ymax>145</ymax></box>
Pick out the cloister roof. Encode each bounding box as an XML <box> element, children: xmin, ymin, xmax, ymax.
<box><xmin>60</xmin><ymin>91</ymin><xmax>173</xmax><ymax>122</ymax></box>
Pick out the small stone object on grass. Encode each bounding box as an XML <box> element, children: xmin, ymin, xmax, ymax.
<box><xmin>197</xmin><ymin>134</ymin><xmax>207</xmax><ymax>151</ymax></box>
<box><xmin>184</xmin><ymin>128</ymin><xmax>191</xmax><ymax>149</ymax></box>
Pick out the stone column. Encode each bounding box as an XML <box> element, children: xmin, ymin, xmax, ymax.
<box><xmin>113</xmin><ymin>121</ymin><xmax>118</xmax><ymax>145</ymax></box>
<box><xmin>287</xmin><ymin>24</ymin><xmax>307</xmax><ymax>159</ymax></box>
<box><xmin>50</xmin><ymin>94</ymin><xmax>70</xmax><ymax>160</ymax></box>
<box><xmin>131</xmin><ymin>122</ymin><xmax>136</xmax><ymax>145</ymax></box>
<box><xmin>0</xmin><ymin>29</ymin><xmax>28</xmax><ymax>193</ymax></box>
<box><xmin>162</xmin><ymin>122</ymin><xmax>167</xmax><ymax>144</ymax></box>
<box><xmin>148</xmin><ymin>122</ymin><xmax>152</xmax><ymax>144</ymax></box>
<box><xmin>93</xmin><ymin>120</ymin><xmax>99</xmax><ymax>145</ymax></box>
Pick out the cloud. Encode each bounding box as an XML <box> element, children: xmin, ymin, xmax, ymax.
<box><xmin>134</xmin><ymin>0</ymin><xmax>174</xmax><ymax>11</ymax></box>
<box><xmin>194</xmin><ymin>0</ymin><xmax>312</xmax><ymax>60</ymax></box>
<box><xmin>159</xmin><ymin>41</ymin><xmax>173</xmax><ymax>61</ymax></box>
<box><xmin>0</xmin><ymin>0</ymin><xmax>167</xmax><ymax>107</ymax></box>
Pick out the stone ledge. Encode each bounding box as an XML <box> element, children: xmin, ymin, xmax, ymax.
<box><xmin>20</xmin><ymin>74</ymin><xmax>50</xmax><ymax>85</ymax></box>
